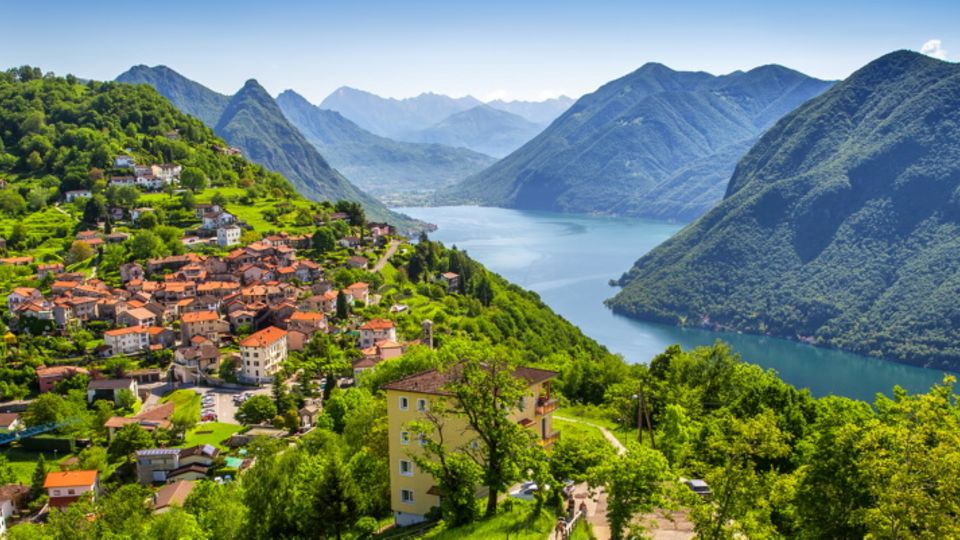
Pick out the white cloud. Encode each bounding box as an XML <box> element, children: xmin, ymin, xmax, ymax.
<box><xmin>921</xmin><ymin>39</ymin><xmax>948</xmax><ymax>60</ymax></box>
<box><xmin>535</xmin><ymin>89</ymin><xmax>565</xmax><ymax>101</ymax></box>
<box><xmin>482</xmin><ymin>89</ymin><xmax>510</xmax><ymax>102</ymax></box>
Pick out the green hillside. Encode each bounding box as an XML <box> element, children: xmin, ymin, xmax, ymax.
<box><xmin>608</xmin><ymin>51</ymin><xmax>960</xmax><ymax>370</ymax></box>
<box><xmin>438</xmin><ymin>63</ymin><xmax>832</xmax><ymax>221</ymax></box>
<box><xmin>116</xmin><ymin>66</ymin><xmax>424</xmax><ymax>232</ymax></box>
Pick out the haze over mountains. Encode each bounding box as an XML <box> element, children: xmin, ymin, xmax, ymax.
<box><xmin>608</xmin><ymin>50</ymin><xmax>960</xmax><ymax>369</ymax></box>
<box><xmin>438</xmin><ymin>63</ymin><xmax>833</xmax><ymax>221</ymax></box>
<box><xmin>275</xmin><ymin>90</ymin><xmax>495</xmax><ymax>196</ymax></box>
<box><xmin>117</xmin><ymin>65</ymin><xmax>421</xmax><ymax>229</ymax></box>
<box><xmin>320</xmin><ymin>87</ymin><xmax>574</xmax><ymax>156</ymax></box>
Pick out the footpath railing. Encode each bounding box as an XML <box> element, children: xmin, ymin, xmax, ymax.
<box><xmin>553</xmin><ymin>509</ymin><xmax>585</xmax><ymax>540</ymax></box>
<box><xmin>0</xmin><ymin>417</ymin><xmax>81</xmax><ymax>446</ymax></box>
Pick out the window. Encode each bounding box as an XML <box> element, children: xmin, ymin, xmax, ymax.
<box><xmin>418</xmin><ymin>433</ymin><xmax>428</xmax><ymax>446</ymax></box>
<box><xmin>400</xmin><ymin>431</ymin><xmax>410</xmax><ymax>445</ymax></box>
<box><xmin>399</xmin><ymin>396</ymin><xmax>409</xmax><ymax>410</ymax></box>
<box><xmin>67</xmin><ymin>489</ymin><xmax>75</xmax><ymax>495</ymax></box>
<box><xmin>470</xmin><ymin>440</ymin><xmax>480</xmax><ymax>450</ymax></box>
<box><xmin>400</xmin><ymin>459</ymin><xmax>413</xmax><ymax>476</ymax></box>
<box><xmin>53</xmin><ymin>489</ymin><xmax>61</xmax><ymax>496</ymax></box>
<box><xmin>517</xmin><ymin>396</ymin><xmax>526</xmax><ymax>411</ymax></box>
<box><xmin>416</xmin><ymin>398</ymin><xmax>427</xmax><ymax>412</ymax></box>
<box><xmin>401</xmin><ymin>489</ymin><xmax>414</xmax><ymax>504</ymax></box>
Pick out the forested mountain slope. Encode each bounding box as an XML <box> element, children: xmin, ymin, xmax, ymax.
<box><xmin>608</xmin><ymin>51</ymin><xmax>960</xmax><ymax>369</ymax></box>
<box><xmin>438</xmin><ymin>63</ymin><xmax>832</xmax><ymax>221</ymax></box>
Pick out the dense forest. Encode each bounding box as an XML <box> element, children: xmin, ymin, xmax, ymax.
<box><xmin>609</xmin><ymin>50</ymin><xmax>960</xmax><ymax>370</ymax></box>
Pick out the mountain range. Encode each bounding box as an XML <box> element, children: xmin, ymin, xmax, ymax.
<box><xmin>607</xmin><ymin>50</ymin><xmax>960</xmax><ymax>369</ymax></box>
<box><xmin>437</xmin><ymin>63</ymin><xmax>833</xmax><ymax>221</ymax></box>
<box><xmin>404</xmin><ymin>104</ymin><xmax>545</xmax><ymax>158</ymax></box>
<box><xmin>117</xmin><ymin>66</ymin><xmax>423</xmax><ymax>230</ymax></box>
<box><xmin>275</xmin><ymin>90</ymin><xmax>495</xmax><ymax>197</ymax></box>
<box><xmin>319</xmin><ymin>86</ymin><xmax>572</xmax><ymax>156</ymax></box>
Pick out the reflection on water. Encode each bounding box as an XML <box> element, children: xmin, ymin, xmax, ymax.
<box><xmin>397</xmin><ymin>206</ymin><xmax>950</xmax><ymax>401</ymax></box>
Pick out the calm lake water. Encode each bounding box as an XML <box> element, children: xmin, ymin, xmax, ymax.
<box><xmin>396</xmin><ymin>206</ymin><xmax>951</xmax><ymax>401</ymax></box>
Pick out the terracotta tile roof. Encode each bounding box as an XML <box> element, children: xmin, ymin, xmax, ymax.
<box><xmin>360</xmin><ymin>318</ymin><xmax>394</xmax><ymax>331</ymax></box>
<box><xmin>0</xmin><ymin>484</ymin><xmax>29</xmax><ymax>502</ymax></box>
<box><xmin>123</xmin><ymin>307</ymin><xmax>155</xmax><ymax>320</ymax></box>
<box><xmin>104</xmin><ymin>326</ymin><xmax>151</xmax><ymax>336</ymax></box>
<box><xmin>0</xmin><ymin>413</ymin><xmax>19</xmax><ymax>426</ymax></box>
<box><xmin>181</xmin><ymin>310</ymin><xmax>220</xmax><ymax>323</ymax></box>
<box><xmin>382</xmin><ymin>363</ymin><xmax>558</xmax><ymax>396</ymax></box>
<box><xmin>346</xmin><ymin>282</ymin><xmax>369</xmax><ymax>290</ymax></box>
<box><xmin>239</xmin><ymin>326</ymin><xmax>287</xmax><ymax>348</ymax></box>
<box><xmin>88</xmin><ymin>378</ymin><xmax>134</xmax><ymax>390</ymax></box>
<box><xmin>289</xmin><ymin>311</ymin><xmax>324</xmax><ymax>322</ymax></box>
<box><xmin>11</xmin><ymin>287</ymin><xmax>39</xmax><ymax>297</ymax></box>
<box><xmin>44</xmin><ymin>470</ymin><xmax>97</xmax><ymax>489</ymax></box>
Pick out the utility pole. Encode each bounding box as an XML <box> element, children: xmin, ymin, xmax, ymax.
<box><xmin>634</xmin><ymin>390</ymin><xmax>656</xmax><ymax>449</ymax></box>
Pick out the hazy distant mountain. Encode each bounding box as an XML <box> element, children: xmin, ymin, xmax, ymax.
<box><xmin>408</xmin><ymin>105</ymin><xmax>545</xmax><ymax>158</ymax></box>
<box><xmin>276</xmin><ymin>90</ymin><xmax>495</xmax><ymax>195</ymax></box>
<box><xmin>486</xmin><ymin>96</ymin><xmax>575</xmax><ymax>124</ymax></box>
<box><xmin>118</xmin><ymin>65</ymin><xmax>230</xmax><ymax>126</ymax></box>
<box><xmin>608</xmin><ymin>51</ymin><xmax>960</xmax><ymax>369</ymax></box>
<box><xmin>116</xmin><ymin>66</ymin><xmax>422</xmax><ymax>230</ymax></box>
<box><xmin>318</xmin><ymin>87</ymin><xmax>571</xmax><ymax>156</ymax></box>
<box><xmin>319</xmin><ymin>87</ymin><xmax>482</xmax><ymax>139</ymax></box>
<box><xmin>438</xmin><ymin>63</ymin><xmax>833</xmax><ymax>221</ymax></box>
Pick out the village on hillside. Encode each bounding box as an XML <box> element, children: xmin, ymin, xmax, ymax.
<box><xmin>0</xmin><ymin>153</ymin><xmax>486</xmax><ymax>531</ymax></box>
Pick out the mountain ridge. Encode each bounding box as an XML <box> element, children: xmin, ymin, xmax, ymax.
<box><xmin>607</xmin><ymin>50</ymin><xmax>960</xmax><ymax>369</ymax></box>
<box><xmin>276</xmin><ymin>89</ymin><xmax>495</xmax><ymax>196</ymax></box>
<box><xmin>436</xmin><ymin>62</ymin><xmax>833</xmax><ymax>221</ymax></box>
<box><xmin>116</xmin><ymin>66</ymin><xmax>423</xmax><ymax>230</ymax></box>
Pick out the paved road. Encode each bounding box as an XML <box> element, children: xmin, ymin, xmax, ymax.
<box><xmin>372</xmin><ymin>240</ymin><xmax>400</xmax><ymax>272</ymax></box>
<box><xmin>186</xmin><ymin>385</ymin><xmax>270</xmax><ymax>424</ymax></box>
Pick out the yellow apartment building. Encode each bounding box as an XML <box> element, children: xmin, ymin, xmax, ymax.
<box><xmin>383</xmin><ymin>364</ymin><xmax>559</xmax><ymax>526</ymax></box>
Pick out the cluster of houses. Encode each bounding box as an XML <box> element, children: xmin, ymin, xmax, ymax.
<box><xmin>10</xmin><ymin>226</ymin><xmax>423</xmax><ymax>389</ymax></box>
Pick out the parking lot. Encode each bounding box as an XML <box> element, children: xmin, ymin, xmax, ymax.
<box><xmin>187</xmin><ymin>385</ymin><xmax>272</xmax><ymax>424</ymax></box>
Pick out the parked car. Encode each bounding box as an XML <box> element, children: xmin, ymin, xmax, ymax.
<box><xmin>510</xmin><ymin>481</ymin><xmax>548</xmax><ymax>501</ymax></box>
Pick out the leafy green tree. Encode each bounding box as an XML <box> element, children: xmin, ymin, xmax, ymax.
<box><xmin>179</xmin><ymin>167</ymin><xmax>207</xmax><ymax>192</ymax></box>
<box><xmin>593</xmin><ymin>444</ymin><xmax>672</xmax><ymax>540</ymax></box>
<box><xmin>692</xmin><ymin>410</ymin><xmax>791</xmax><ymax>540</ymax></box>
<box><xmin>411</xmin><ymin>411</ymin><xmax>483</xmax><ymax>525</ymax></box>
<box><xmin>137</xmin><ymin>212</ymin><xmax>158</xmax><ymax>229</ymax></box>
<box><xmin>128</xmin><ymin>230</ymin><xmax>165</xmax><ymax>260</ymax></box>
<box><xmin>7</xmin><ymin>222</ymin><xmax>28</xmax><ymax>249</ymax></box>
<box><xmin>0</xmin><ymin>190</ymin><xmax>27</xmax><ymax>215</ymax></box>
<box><xmin>335</xmin><ymin>290</ymin><xmax>349</xmax><ymax>320</ymax></box>
<box><xmin>855</xmin><ymin>379</ymin><xmax>960</xmax><ymax>539</ymax></box>
<box><xmin>550</xmin><ymin>426</ymin><xmax>616</xmax><ymax>483</ymax></box>
<box><xmin>443</xmin><ymin>348</ymin><xmax>533</xmax><ymax>517</ymax></box>
<box><xmin>23</xmin><ymin>393</ymin><xmax>71</xmax><ymax>426</ymax></box>
<box><xmin>77</xmin><ymin>446</ymin><xmax>109</xmax><ymax>474</ymax></box>
<box><xmin>82</xmin><ymin>195</ymin><xmax>106</xmax><ymax>224</ymax></box>
<box><xmin>312</xmin><ymin>227</ymin><xmax>336</xmax><ymax>254</ymax></box>
<box><xmin>0</xmin><ymin>455</ymin><xmax>17</xmax><ymax>485</ymax></box>
<box><xmin>115</xmin><ymin>388</ymin><xmax>137</xmax><ymax>413</ymax></box>
<box><xmin>184</xmin><ymin>481</ymin><xmax>246</xmax><ymax>540</ymax></box>
<box><xmin>95</xmin><ymin>484</ymin><xmax>150</xmax><ymax>537</ymax></box>
<box><xmin>108</xmin><ymin>424</ymin><xmax>155</xmax><ymax>466</ymax></box>
<box><xmin>30</xmin><ymin>454</ymin><xmax>46</xmax><ymax>498</ymax></box>
<box><xmin>310</xmin><ymin>454</ymin><xmax>359</xmax><ymax>540</ymax></box>
<box><xmin>65</xmin><ymin>240</ymin><xmax>95</xmax><ymax>265</ymax></box>
<box><xmin>145</xmin><ymin>508</ymin><xmax>208</xmax><ymax>540</ymax></box>
<box><xmin>236</xmin><ymin>395</ymin><xmax>277</xmax><ymax>425</ymax></box>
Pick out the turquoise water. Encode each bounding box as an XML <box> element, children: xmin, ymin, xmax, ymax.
<box><xmin>396</xmin><ymin>206</ymin><xmax>951</xmax><ymax>401</ymax></box>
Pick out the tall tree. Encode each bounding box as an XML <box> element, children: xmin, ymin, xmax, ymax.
<box><xmin>444</xmin><ymin>351</ymin><xmax>533</xmax><ymax>517</ymax></box>
<box><xmin>593</xmin><ymin>444</ymin><xmax>672</xmax><ymax>540</ymax></box>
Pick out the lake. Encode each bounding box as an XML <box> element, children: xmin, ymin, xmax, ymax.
<box><xmin>395</xmin><ymin>205</ymin><xmax>951</xmax><ymax>402</ymax></box>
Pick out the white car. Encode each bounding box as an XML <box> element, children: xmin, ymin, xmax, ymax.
<box><xmin>510</xmin><ymin>481</ymin><xmax>547</xmax><ymax>501</ymax></box>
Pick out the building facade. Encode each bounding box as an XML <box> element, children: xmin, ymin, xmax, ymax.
<box><xmin>383</xmin><ymin>365</ymin><xmax>559</xmax><ymax>526</ymax></box>
<box><xmin>239</xmin><ymin>326</ymin><xmax>288</xmax><ymax>383</ymax></box>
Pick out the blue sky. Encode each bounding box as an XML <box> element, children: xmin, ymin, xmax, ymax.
<box><xmin>1</xmin><ymin>0</ymin><xmax>955</xmax><ymax>103</ymax></box>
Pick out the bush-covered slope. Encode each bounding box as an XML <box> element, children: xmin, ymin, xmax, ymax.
<box><xmin>275</xmin><ymin>90</ymin><xmax>494</xmax><ymax>195</ymax></box>
<box><xmin>608</xmin><ymin>51</ymin><xmax>960</xmax><ymax>369</ymax></box>
<box><xmin>117</xmin><ymin>64</ymin><xmax>230</xmax><ymax>126</ymax></box>
<box><xmin>438</xmin><ymin>63</ymin><xmax>832</xmax><ymax>221</ymax></box>
<box><xmin>116</xmin><ymin>66</ymin><xmax>423</xmax><ymax>231</ymax></box>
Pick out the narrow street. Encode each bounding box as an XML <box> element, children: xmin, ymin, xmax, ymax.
<box><xmin>372</xmin><ymin>239</ymin><xmax>400</xmax><ymax>272</ymax></box>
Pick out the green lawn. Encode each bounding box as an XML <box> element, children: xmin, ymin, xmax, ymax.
<box><xmin>423</xmin><ymin>502</ymin><xmax>555</xmax><ymax>540</ymax></box>
<box><xmin>160</xmin><ymin>389</ymin><xmax>201</xmax><ymax>426</ymax></box>
<box><xmin>180</xmin><ymin>422</ymin><xmax>243</xmax><ymax>450</ymax></box>
<box><xmin>557</xmin><ymin>405</ymin><xmax>637</xmax><ymax>448</ymax></box>
<box><xmin>2</xmin><ymin>447</ymin><xmax>74</xmax><ymax>484</ymax></box>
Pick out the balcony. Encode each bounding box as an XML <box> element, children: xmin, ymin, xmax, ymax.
<box><xmin>539</xmin><ymin>431</ymin><xmax>560</xmax><ymax>447</ymax></box>
<box><xmin>535</xmin><ymin>397</ymin><xmax>559</xmax><ymax>416</ymax></box>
